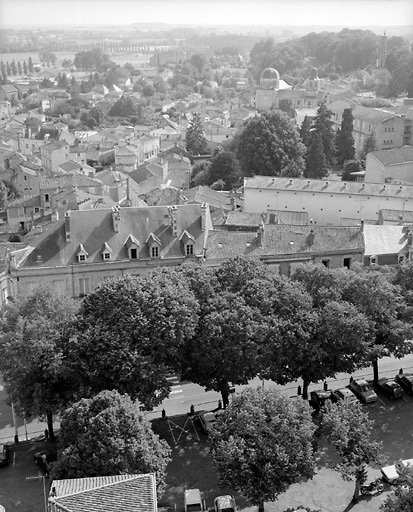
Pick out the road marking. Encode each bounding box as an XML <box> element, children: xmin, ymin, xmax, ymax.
<box><xmin>169</xmin><ymin>389</ymin><xmax>183</xmax><ymax>394</ymax></box>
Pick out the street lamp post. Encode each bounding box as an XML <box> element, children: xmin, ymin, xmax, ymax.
<box><xmin>11</xmin><ymin>402</ymin><xmax>19</xmax><ymax>443</ymax></box>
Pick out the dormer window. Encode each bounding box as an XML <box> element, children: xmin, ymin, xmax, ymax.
<box><xmin>77</xmin><ymin>243</ymin><xmax>88</xmax><ymax>263</ymax></box>
<box><xmin>101</xmin><ymin>242</ymin><xmax>113</xmax><ymax>261</ymax></box>
<box><xmin>398</xmin><ymin>254</ymin><xmax>405</xmax><ymax>264</ymax></box>
<box><xmin>151</xmin><ymin>246</ymin><xmax>159</xmax><ymax>258</ymax></box>
<box><xmin>124</xmin><ymin>234</ymin><xmax>140</xmax><ymax>260</ymax></box>
<box><xmin>370</xmin><ymin>255</ymin><xmax>378</xmax><ymax>266</ymax></box>
<box><xmin>179</xmin><ymin>229</ymin><xmax>196</xmax><ymax>257</ymax></box>
<box><xmin>146</xmin><ymin>232</ymin><xmax>161</xmax><ymax>259</ymax></box>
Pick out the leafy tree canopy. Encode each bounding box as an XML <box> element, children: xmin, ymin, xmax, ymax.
<box><xmin>185</xmin><ymin>112</ymin><xmax>209</xmax><ymax>156</ymax></box>
<box><xmin>0</xmin><ymin>285</ymin><xmax>79</xmax><ymax>440</ymax></box>
<box><xmin>208</xmin><ymin>388</ymin><xmax>316</xmax><ymax>511</ymax></box>
<box><xmin>235</xmin><ymin>110</ymin><xmax>306</xmax><ymax>178</ymax></box>
<box><xmin>52</xmin><ymin>390</ymin><xmax>171</xmax><ymax>496</ymax></box>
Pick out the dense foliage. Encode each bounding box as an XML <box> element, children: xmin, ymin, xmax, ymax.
<box><xmin>185</xmin><ymin>112</ymin><xmax>209</xmax><ymax>155</ymax></box>
<box><xmin>208</xmin><ymin>388</ymin><xmax>316</xmax><ymax>512</ymax></box>
<box><xmin>235</xmin><ymin>110</ymin><xmax>306</xmax><ymax>177</ymax></box>
<box><xmin>52</xmin><ymin>390</ymin><xmax>171</xmax><ymax>495</ymax></box>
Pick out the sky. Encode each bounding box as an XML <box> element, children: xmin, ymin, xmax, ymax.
<box><xmin>0</xmin><ymin>0</ymin><xmax>412</xmax><ymax>29</ymax></box>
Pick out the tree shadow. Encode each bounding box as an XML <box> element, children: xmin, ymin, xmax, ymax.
<box><xmin>342</xmin><ymin>494</ymin><xmax>373</xmax><ymax>512</ymax></box>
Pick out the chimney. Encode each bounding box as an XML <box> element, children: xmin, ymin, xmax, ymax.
<box><xmin>65</xmin><ymin>210</ymin><xmax>71</xmax><ymax>241</ymax></box>
<box><xmin>112</xmin><ymin>205</ymin><xmax>121</xmax><ymax>232</ymax></box>
<box><xmin>408</xmin><ymin>230</ymin><xmax>413</xmax><ymax>247</ymax></box>
<box><xmin>257</xmin><ymin>219</ymin><xmax>265</xmax><ymax>246</ymax></box>
<box><xmin>51</xmin><ymin>211</ymin><xmax>59</xmax><ymax>222</ymax></box>
<box><xmin>201</xmin><ymin>203</ymin><xmax>208</xmax><ymax>231</ymax></box>
<box><xmin>169</xmin><ymin>205</ymin><xmax>178</xmax><ymax>236</ymax></box>
<box><xmin>360</xmin><ymin>219</ymin><xmax>365</xmax><ymax>232</ymax></box>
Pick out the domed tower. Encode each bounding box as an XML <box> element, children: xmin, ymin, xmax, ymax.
<box><xmin>260</xmin><ymin>67</ymin><xmax>280</xmax><ymax>90</ymax></box>
<box><xmin>306</xmin><ymin>67</ymin><xmax>320</xmax><ymax>91</ymax></box>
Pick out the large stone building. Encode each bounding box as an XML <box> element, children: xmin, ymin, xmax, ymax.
<box><xmin>253</xmin><ymin>67</ymin><xmax>327</xmax><ymax>113</ymax></box>
<box><xmin>6</xmin><ymin>204</ymin><xmax>213</xmax><ymax>299</ymax></box>
<box><xmin>243</xmin><ymin>176</ymin><xmax>413</xmax><ymax>226</ymax></box>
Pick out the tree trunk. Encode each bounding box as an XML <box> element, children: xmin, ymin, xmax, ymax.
<box><xmin>258</xmin><ymin>502</ymin><xmax>264</xmax><ymax>512</ymax></box>
<box><xmin>302</xmin><ymin>380</ymin><xmax>309</xmax><ymax>400</ymax></box>
<box><xmin>352</xmin><ymin>478</ymin><xmax>361</xmax><ymax>503</ymax></box>
<box><xmin>372</xmin><ymin>357</ymin><xmax>379</xmax><ymax>385</ymax></box>
<box><xmin>46</xmin><ymin>410</ymin><xmax>55</xmax><ymax>442</ymax></box>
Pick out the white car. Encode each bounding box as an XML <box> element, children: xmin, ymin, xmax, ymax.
<box><xmin>381</xmin><ymin>458</ymin><xmax>413</xmax><ymax>484</ymax></box>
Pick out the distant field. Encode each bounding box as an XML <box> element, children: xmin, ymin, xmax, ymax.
<box><xmin>0</xmin><ymin>51</ymin><xmax>152</xmax><ymax>68</ymax></box>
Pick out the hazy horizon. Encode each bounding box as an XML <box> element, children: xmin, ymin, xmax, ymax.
<box><xmin>0</xmin><ymin>0</ymin><xmax>412</xmax><ymax>30</ymax></box>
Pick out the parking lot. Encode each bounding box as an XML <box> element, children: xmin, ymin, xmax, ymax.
<box><xmin>0</xmin><ymin>439</ymin><xmax>52</xmax><ymax>512</ymax></box>
<box><xmin>1</xmin><ymin>378</ymin><xmax>413</xmax><ymax>512</ymax></box>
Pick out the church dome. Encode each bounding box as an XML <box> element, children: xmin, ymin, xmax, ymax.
<box><xmin>260</xmin><ymin>68</ymin><xmax>280</xmax><ymax>90</ymax></box>
<box><xmin>261</xmin><ymin>68</ymin><xmax>280</xmax><ymax>80</ymax></box>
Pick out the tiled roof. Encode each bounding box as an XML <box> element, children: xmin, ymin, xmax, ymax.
<box><xmin>379</xmin><ymin>209</ymin><xmax>413</xmax><ymax>222</ymax></box>
<box><xmin>225</xmin><ymin>211</ymin><xmax>263</xmax><ymax>227</ymax></box>
<box><xmin>19</xmin><ymin>204</ymin><xmax>211</xmax><ymax>268</ymax></box>
<box><xmin>59</xmin><ymin>160</ymin><xmax>81</xmax><ymax>172</ymax></box>
<box><xmin>50</xmin><ymin>474</ymin><xmax>157</xmax><ymax>512</ymax></box>
<box><xmin>267</xmin><ymin>210</ymin><xmax>309</xmax><ymax>225</ymax></box>
<box><xmin>40</xmin><ymin>174</ymin><xmax>102</xmax><ymax>189</ymax></box>
<box><xmin>352</xmin><ymin>106</ymin><xmax>398</xmax><ymax>123</ymax></box>
<box><xmin>205</xmin><ymin>224</ymin><xmax>364</xmax><ymax>260</ymax></box>
<box><xmin>8</xmin><ymin>195</ymin><xmax>41</xmax><ymax>208</ymax></box>
<box><xmin>244</xmin><ymin>176</ymin><xmax>413</xmax><ymax>199</ymax></box>
<box><xmin>184</xmin><ymin>186</ymin><xmax>232</xmax><ymax>209</ymax></box>
<box><xmin>363</xmin><ymin>224</ymin><xmax>408</xmax><ymax>256</ymax></box>
<box><xmin>370</xmin><ymin>146</ymin><xmax>413</xmax><ymax>166</ymax></box>
<box><xmin>43</xmin><ymin>140</ymin><xmax>69</xmax><ymax>152</ymax></box>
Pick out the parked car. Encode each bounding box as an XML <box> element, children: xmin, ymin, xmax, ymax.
<box><xmin>309</xmin><ymin>389</ymin><xmax>333</xmax><ymax>411</ymax></box>
<box><xmin>33</xmin><ymin>449</ymin><xmax>56</xmax><ymax>477</ymax></box>
<box><xmin>214</xmin><ymin>495</ymin><xmax>237</xmax><ymax>512</ymax></box>
<box><xmin>395</xmin><ymin>373</ymin><xmax>413</xmax><ymax>395</ymax></box>
<box><xmin>0</xmin><ymin>443</ymin><xmax>10</xmax><ymax>467</ymax></box>
<box><xmin>375</xmin><ymin>378</ymin><xmax>404</xmax><ymax>400</ymax></box>
<box><xmin>331</xmin><ymin>387</ymin><xmax>358</xmax><ymax>404</ymax></box>
<box><xmin>381</xmin><ymin>458</ymin><xmax>413</xmax><ymax>484</ymax></box>
<box><xmin>198</xmin><ymin>410</ymin><xmax>224</xmax><ymax>434</ymax></box>
<box><xmin>184</xmin><ymin>489</ymin><xmax>203</xmax><ymax>512</ymax></box>
<box><xmin>348</xmin><ymin>378</ymin><xmax>377</xmax><ymax>403</ymax></box>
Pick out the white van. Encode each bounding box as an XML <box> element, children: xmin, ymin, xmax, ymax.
<box><xmin>184</xmin><ymin>489</ymin><xmax>203</xmax><ymax>512</ymax></box>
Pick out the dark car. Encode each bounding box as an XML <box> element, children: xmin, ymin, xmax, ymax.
<box><xmin>331</xmin><ymin>387</ymin><xmax>358</xmax><ymax>404</ymax></box>
<box><xmin>376</xmin><ymin>377</ymin><xmax>404</xmax><ymax>400</ymax></box>
<box><xmin>198</xmin><ymin>410</ymin><xmax>224</xmax><ymax>434</ymax></box>
<box><xmin>395</xmin><ymin>373</ymin><xmax>413</xmax><ymax>395</ymax></box>
<box><xmin>348</xmin><ymin>378</ymin><xmax>377</xmax><ymax>403</ymax></box>
<box><xmin>0</xmin><ymin>443</ymin><xmax>10</xmax><ymax>467</ymax></box>
<box><xmin>309</xmin><ymin>389</ymin><xmax>333</xmax><ymax>411</ymax></box>
<box><xmin>34</xmin><ymin>449</ymin><xmax>56</xmax><ymax>477</ymax></box>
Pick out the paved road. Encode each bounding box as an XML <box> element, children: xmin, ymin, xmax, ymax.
<box><xmin>2</xmin><ymin>353</ymin><xmax>413</xmax><ymax>442</ymax></box>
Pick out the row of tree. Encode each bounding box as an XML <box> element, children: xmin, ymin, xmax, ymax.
<box><xmin>1</xmin><ymin>258</ymin><xmax>412</xmax><ymax>438</ymax></box>
<box><xmin>0</xmin><ymin>57</ymin><xmax>34</xmax><ymax>81</ymax></box>
<box><xmin>1</xmin><ymin>258</ymin><xmax>413</xmax><ymax>505</ymax></box>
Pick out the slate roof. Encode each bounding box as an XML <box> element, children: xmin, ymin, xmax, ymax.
<box><xmin>244</xmin><ymin>176</ymin><xmax>413</xmax><ymax>200</ymax></box>
<box><xmin>49</xmin><ymin>473</ymin><xmax>157</xmax><ymax>512</ymax></box>
<box><xmin>18</xmin><ymin>204</ymin><xmax>211</xmax><ymax>268</ymax></box>
<box><xmin>205</xmin><ymin>224</ymin><xmax>364</xmax><ymax>261</ymax></box>
<box><xmin>8</xmin><ymin>195</ymin><xmax>41</xmax><ymax>208</ymax></box>
<box><xmin>363</xmin><ymin>224</ymin><xmax>408</xmax><ymax>256</ymax></box>
<box><xmin>370</xmin><ymin>146</ymin><xmax>413</xmax><ymax>166</ymax></box>
<box><xmin>352</xmin><ymin>106</ymin><xmax>398</xmax><ymax>124</ymax></box>
<box><xmin>42</xmin><ymin>140</ymin><xmax>69</xmax><ymax>152</ymax></box>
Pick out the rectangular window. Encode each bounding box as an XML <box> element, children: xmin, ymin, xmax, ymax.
<box><xmin>151</xmin><ymin>246</ymin><xmax>159</xmax><ymax>258</ymax></box>
<box><xmin>130</xmin><ymin>248</ymin><xmax>138</xmax><ymax>259</ymax></box>
<box><xmin>322</xmin><ymin>259</ymin><xmax>330</xmax><ymax>268</ymax></box>
<box><xmin>398</xmin><ymin>255</ymin><xmax>405</xmax><ymax>264</ymax></box>
<box><xmin>103</xmin><ymin>252</ymin><xmax>111</xmax><ymax>260</ymax></box>
<box><xmin>343</xmin><ymin>257</ymin><xmax>351</xmax><ymax>269</ymax></box>
<box><xmin>186</xmin><ymin>244</ymin><xmax>194</xmax><ymax>255</ymax></box>
<box><xmin>34</xmin><ymin>207</ymin><xmax>39</xmax><ymax>213</ymax></box>
<box><xmin>53</xmin><ymin>280</ymin><xmax>65</xmax><ymax>296</ymax></box>
<box><xmin>79</xmin><ymin>278</ymin><xmax>90</xmax><ymax>297</ymax></box>
<box><xmin>79</xmin><ymin>254</ymin><xmax>86</xmax><ymax>262</ymax></box>
<box><xmin>44</xmin><ymin>193</ymin><xmax>49</xmax><ymax>202</ymax></box>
